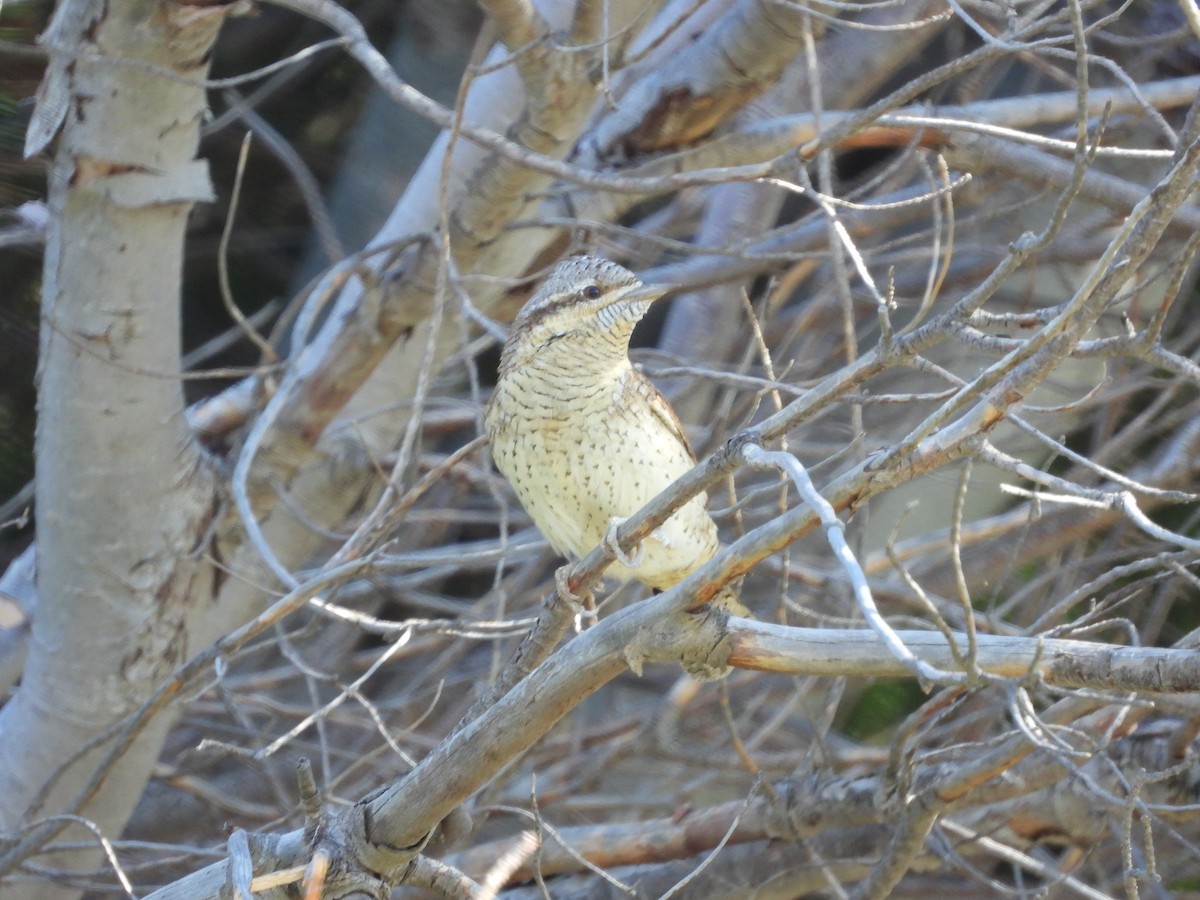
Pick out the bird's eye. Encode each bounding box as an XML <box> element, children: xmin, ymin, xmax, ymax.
<box><xmin>582</xmin><ymin>285</ymin><xmax>602</xmax><ymax>300</ymax></box>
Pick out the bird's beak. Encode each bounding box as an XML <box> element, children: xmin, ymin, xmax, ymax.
<box><xmin>624</xmin><ymin>283</ymin><xmax>671</xmax><ymax>305</ymax></box>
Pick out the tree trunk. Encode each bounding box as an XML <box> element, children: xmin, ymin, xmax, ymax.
<box><xmin>0</xmin><ymin>2</ymin><xmax>235</xmax><ymax>896</ymax></box>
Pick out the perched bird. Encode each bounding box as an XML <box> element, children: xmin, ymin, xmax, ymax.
<box><xmin>485</xmin><ymin>255</ymin><xmax>743</xmax><ymax>617</ymax></box>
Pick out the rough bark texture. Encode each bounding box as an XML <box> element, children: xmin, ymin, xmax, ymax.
<box><xmin>0</xmin><ymin>1</ymin><xmax>234</xmax><ymax>896</ymax></box>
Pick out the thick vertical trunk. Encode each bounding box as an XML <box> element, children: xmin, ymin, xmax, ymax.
<box><xmin>0</xmin><ymin>2</ymin><xmax>232</xmax><ymax>896</ymax></box>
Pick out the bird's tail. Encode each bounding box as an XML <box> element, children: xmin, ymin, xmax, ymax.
<box><xmin>710</xmin><ymin>576</ymin><xmax>753</xmax><ymax>619</ymax></box>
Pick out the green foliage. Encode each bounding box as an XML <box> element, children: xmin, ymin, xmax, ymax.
<box><xmin>842</xmin><ymin>679</ymin><xmax>926</xmax><ymax>742</ymax></box>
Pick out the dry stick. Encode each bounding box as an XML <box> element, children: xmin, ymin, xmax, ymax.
<box><xmin>263</xmin><ymin>0</ymin><xmax>778</xmax><ymax>195</ymax></box>
<box><xmin>850</xmin><ymin>800</ymin><xmax>940</xmax><ymax>900</ymax></box>
<box><xmin>947</xmin><ymin>459</ymin><xmax>981</xmax><ymax>676</ymax></box>
<box><xmin>216</xmin><ymin>132</ymin><xmax>277</xmax><ymax>363</ymax></box>
<box><xmin>15</xmin><ymin>815</ymin><xmax>138</xmax><ymax>899</ymax></box>
<box><xmin>403</xmin><ymin>856</ymin><xmax>486</xmax><ymax>899</ymax></box>
<box><xmin>724</xmin><ymin>625</ymin><xmax>1200</xmax><ymax>690</ymax></box>
<box><xmin>658</xmin><ymin>780</ymin><xmax>761</xmax><ymax>900</ymax></box>
<box><xmin>224</xmin><ymin>226</ymin><xmax>429</xmax><ymax>593</ymax></box>
<box><xmin>226</xmin><ymin>829</ymin><xmax>254</xmax><ymax>899</ymax></box>
<box><xmin>981</xmin><ymin>443</ymin><xmax>1200</xmax><ymax>553</ymax></box>
<box><xmin>739</xmin><ymin>442</ymin><xmax>960</xmax><ymax>687</ymax></box>
<box><xmin>865</xmin><ymin>153</ymin><xmax>1200</xmax><ymax>522</ymax></box>
<box><xmin>481</xmin><ymin>806</ymin><xmax>633</xmax><ymax>893</ymax></box>
<box><xmin>937</xmin><ymin>819</ymin><xmax>1113</xmax><ymax>900</ymax></box>
<box><xmin>621</xmin><ymin>74</ymin><xmax>1200</xmax><ymax>194</ymax></box>
<box><xmin>260</xmin><ymin>0</ymin><xmax>1111</xmax><ymax>199</ymax></box>
<box><xmin>222</xmin><ymin>89</ymin><xmax>344</xmax><ymax>265</ymax></box>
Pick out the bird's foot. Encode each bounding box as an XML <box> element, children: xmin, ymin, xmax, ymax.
<box><xmin>554</xmin><ymin>565</ymin><xmax>596</xmax><ymax>620</ymax></box>
<box><xmin>604</xmin><ymin>517</ymin><xmax>644</xmax><ymax>569</ymax></box>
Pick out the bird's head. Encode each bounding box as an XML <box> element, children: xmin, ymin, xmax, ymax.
<box><xmin>509</xmin><ymin>256</ymin><xmax>669</xmax><ymax>354</ymax></box>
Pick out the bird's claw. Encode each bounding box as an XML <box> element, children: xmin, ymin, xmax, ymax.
<box><xmin>604</xmin><ymin>517</ymin><xmax>644</xmax><ymax>568</ymax></box>
<box><xmin>555</xmin><ymin>565</ymin><xmax>597</xmax><ymax>630</ymax></box>
<box><xmin>555</xmin><ymin>564</ymin><xmax>595</xmax><ymax>610</ymax></box>
<box><xmin>555</xmin><ymin>566</ymin><xmax>583</xmax><ymax>605</ymax></box>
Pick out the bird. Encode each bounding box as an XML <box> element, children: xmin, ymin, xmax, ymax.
<box><xmin>484</xmin><ymin>254</ymin><xmax>745</xmax><ymax>621</ymax></box>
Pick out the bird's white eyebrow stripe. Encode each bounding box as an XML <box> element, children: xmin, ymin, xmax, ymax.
<box><xmin>519</xmin><ymin>284</ymin><xmax>626</xmax><ymax>329</ymax></box>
